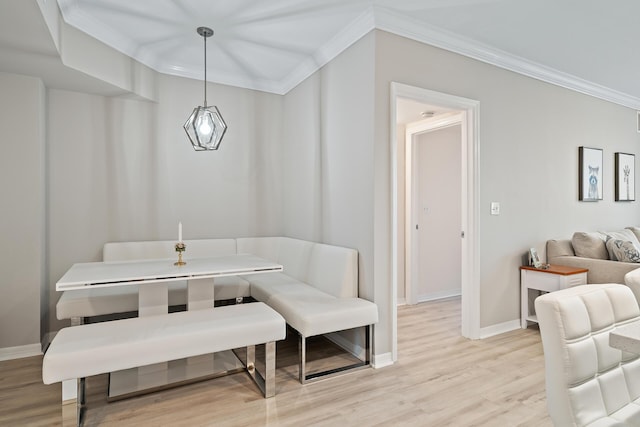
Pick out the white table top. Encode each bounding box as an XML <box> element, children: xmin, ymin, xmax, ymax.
<box><xmin>56</xmin><ymin>254</ymin><xmax>283</xmax><ymax>291</ymax></box>
<box><xmin>609</xmin><ymin>321</ymin><xmax>640</xmax><ymax>354</ymax></box>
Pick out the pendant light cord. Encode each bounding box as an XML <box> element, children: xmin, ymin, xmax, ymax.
<box><xmin>203</xmin><ymin>33</ymin><xmax>207</xmax><ymax>107</ymax></box>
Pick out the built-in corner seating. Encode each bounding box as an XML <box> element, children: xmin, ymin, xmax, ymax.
<box><xmin>54</xmin><ymin>237</ymin><xmax>379</xmax><ymax>384</ymax></box>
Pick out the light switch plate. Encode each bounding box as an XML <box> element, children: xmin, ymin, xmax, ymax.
<box><xmin>490</xmin><ymin>202</ymin><xmax>500</xmax><ymax>215</ymax></box>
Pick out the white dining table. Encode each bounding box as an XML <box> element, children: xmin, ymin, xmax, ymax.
<box><xmin>57</xmin><ymin>253</ymin><xmax>283</xmax><ymax>316</ymax></box>
<box><xmin>56</xmin><ymin>253</ymin><xmax>283</xmax><ymax>400</ymax></box>
<box><xmin>610</xmin><ymin>321</ymin><xmax>640</xmax><ymax>354</ymax></box>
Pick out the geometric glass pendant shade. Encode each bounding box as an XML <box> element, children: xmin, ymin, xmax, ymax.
<box><xmin>184</xmin><ymin>105</ymin><xmax>227</xmax><ymax>150</ymax></box>
<box><xmin>183</xmin><ymin>27</ymin><xmax>227</xmax><ymax>151</ymax></box>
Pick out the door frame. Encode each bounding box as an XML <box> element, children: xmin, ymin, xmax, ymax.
<box><xmin>390</xmin><ymin>82</ymin><xmax>480</xmax><ymax>361</ymax></box>
<box><xmin>405</xmin><ymin>112</ymin><xmax>463</xmax><ymax>305</ymax></box>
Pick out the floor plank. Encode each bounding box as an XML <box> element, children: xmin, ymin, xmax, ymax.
<box><xmin>0</xmin><ymin>297</ymin><xmax>551</xmax><ymax>426</ymax></box>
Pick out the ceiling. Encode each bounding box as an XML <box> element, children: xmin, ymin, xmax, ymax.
<box><xmin>2</xmin><ymin>1</ymin><xmax>640</xmax><ymax>106</ymax></box>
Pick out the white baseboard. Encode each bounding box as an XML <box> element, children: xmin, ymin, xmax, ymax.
<box><xmin>417</xmin><ymin>289</ymin><xmax>461</xmax><ymax>303</ymax></box>
<box><xmin>373</xmin><ymin>352</ymin><xmax>394</xmax><ymax>368</ymax></box>
<box><xmin>0</xmin><ymin>343</ymin><xmax>42</xmax><ymax>361</ymax></box>
<box><xmin>326</xmin><ymin>332</ymin><xmax>364</xmax><ymax>359</ymax></box>
<box><xmin>42</xmin><ymin>331</ymin><xmax>58</xmax><ymax>353</ymax></box>
<box><xmin>479</xmin><ymin>319</ymin><xmax>521</xmax><ymax>339</ymax></box>
<box><xmin>326</xmin><ymin>331</ymin><xmax>393</xmax><ymax>369</ymax></box>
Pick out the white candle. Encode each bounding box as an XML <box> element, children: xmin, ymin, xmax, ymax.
<box><xmin>178</xmin><ymin>222</ymin><xmax>182</xmax><ymax>243</ymax></box>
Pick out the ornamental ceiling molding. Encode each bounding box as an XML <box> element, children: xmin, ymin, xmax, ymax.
<box><xmin>57</xmin><ymin>2</ymin><xmax>640</xmax><ymax>109</ymax></box>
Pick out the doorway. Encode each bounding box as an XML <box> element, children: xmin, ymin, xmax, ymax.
<box><xmin>405</xmin><ymin>115</ymin><xmax>462</xmax><ymax>305</ymax></box>
<box><xmin>390</xmin><ymin>83</ymin><xmax>480</xmax><ymax>362</ymax></box>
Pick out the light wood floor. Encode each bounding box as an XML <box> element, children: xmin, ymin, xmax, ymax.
<box><xmin>0</xmin><ymin>298</ymin><xmax>551</xmax><ymax>426</ymax></box>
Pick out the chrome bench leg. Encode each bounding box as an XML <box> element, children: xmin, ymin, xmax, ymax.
<box><xmin>246</xmin><ymin>342</ymin><xmax>277</xmax><ymax>398</ymax></box>
<box><xmin>61</xmin><ymin>378</ymin><xmax>85</xmax><ymax>427</ymax></box>
<box><xmin>299</xmin><ymin>334</ymin><xmax>307</xmax><ymax>384</ymax></box>
<box><xmin>264</xmin><ymin>341</ymin><xmax>276</xmax><ymax>398</ymax></box>
<box><xmin>299</xmin><ymin>325</ymin><xmax>373</xmax><ymax>384</ymax></box>
<box><xmin>77</xmin><ymin>377</ymin><xmax>86</xmax><ymax>426</ymax></box>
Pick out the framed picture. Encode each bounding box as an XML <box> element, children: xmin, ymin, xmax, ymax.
<box><xmin>579</xmin><ymin>147</ymin><xmax>603</xmax><ymax>201</ymax></box>
<box><xmin>615</xmin><ymin>152</ymin><xmax>635</xmax><ymax>201</ymax></box>
<box><xmin>529</xmin><ymin>248</ymin><xmax>542</xmax><ymax>268</ymax></box>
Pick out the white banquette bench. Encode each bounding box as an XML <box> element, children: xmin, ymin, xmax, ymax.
<box><xmin>55</xmin><ymin>237</ymin><xmax>379</xmax><ymax>383</ymax></box>
<box><xmin>43</xmin><ymin>302</ymin><xmax>285</xmax><ymax>426</ymax></box>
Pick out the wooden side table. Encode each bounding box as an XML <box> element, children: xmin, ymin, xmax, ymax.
<box><xmin>520</xmin><ymin>264</ymin><xmax>588</xmax><ymax>328</ymax></box>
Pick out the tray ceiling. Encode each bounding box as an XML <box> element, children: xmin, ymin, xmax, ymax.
<box><xmin>44</xmin><ymin>0</ymin><xmax>640</xmax><ymax>104</ymax></box>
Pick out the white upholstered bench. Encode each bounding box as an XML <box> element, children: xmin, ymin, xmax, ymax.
<box><xmin>54</xmin><ymin>236</ymin><xmax>379</xmax><ymax>384</ymax></box>
<box><xmin>43</xmin><ymin>302</ymin><xmax>285</xmax><ymax>426</ymax></box>
<box><xmin>237</xmin><ymin>237</ymin><xmax>378</xmax><ymax>383</ymax></box>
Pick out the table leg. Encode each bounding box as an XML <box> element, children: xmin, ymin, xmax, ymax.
<box><xmin>109</xmin><ymin>277</ymin><xmax>220</xmax><ymax>401</ymax></box>
<box><xmin>187</xmin><ymin>277</ymin><xmax>215</xmax><ymax>310</ymax></box>
<box><xmin>139</xmin><ymin>283</ymin><xmax>168</xmax><ymax>316</ymax></box>
<box><xmin>521</xmin><ymin>282</ymin><xmax>527</xmax><ymax>329</ymax></box>
<box><xmin>111</xmin><ymin>282</ymin><xmax>170</xmax><ymax>400</ymax></box>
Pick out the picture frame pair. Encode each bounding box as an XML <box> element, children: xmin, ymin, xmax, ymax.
<box><xmin>578</xmin><ymin>147</ymin><xmax>635</xmax><ymax>202</ymax></box>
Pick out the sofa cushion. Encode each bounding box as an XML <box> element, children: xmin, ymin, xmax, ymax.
<box><xmin>627</xmin><ymin>227</ymin><xmax>640</xmax><ymax>243</ymax></box>
<box><xmin>606</xmin><ymin>238</ymin><xmax>640</xmax><ymax>263</ymax></box>
<box><xmin>602</xmin><ymin>230</ymin><xmax>640</xmax><ymax>261</ymax></box>
<box><xmin>572</xmin><ymin>232</ymin><xmax>608</xmax><ymax>259</ymax></box>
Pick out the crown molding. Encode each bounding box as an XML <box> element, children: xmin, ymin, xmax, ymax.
<box><xmin>58</xmin><ymin>0</ymin><xmax>140</xmax><ymax>63</ymax></box>
<box><xmin>55</xmin><ymin>1</ymin><xmax>640</xmax><ymax>107</ymax></box>
<box><xmin>161</xmin><ymin>64</ymin><xmax>286</xmax><ymax>95</ymax></box>
<box><xmin>372</xmin><ymin>6</ymin><xmax>640</xmax><ymax>110</ymax></box>
<box><xmin>278</xmin><ymin>7</ymin><xmax>376</xmax><ymax>95</ymax></box>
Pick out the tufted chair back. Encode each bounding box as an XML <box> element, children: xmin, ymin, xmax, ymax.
<box><xmin>535</xmin><ymin>284</ymin><xmax>640</xmax><ymax>426</ymax></box>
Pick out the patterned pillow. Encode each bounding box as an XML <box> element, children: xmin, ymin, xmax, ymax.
<box><xmin>605</xmin><ymin>237</ymin><xmax>640</xmax><ymax>263</ymax></box>
<box><xmin>602</xmin><ymin>229</ymin><xmax>640</xmax><ymax>259</ymax></box>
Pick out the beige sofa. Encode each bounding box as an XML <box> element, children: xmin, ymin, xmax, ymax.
<box><xmin>546</xmin><ymin>228</ymin><xmax>640</xmax><ymax>298</ymax></box>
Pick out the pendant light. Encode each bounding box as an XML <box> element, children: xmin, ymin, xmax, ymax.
<box><xmin>183</xmin><ymin>26</ymin><xmax>227</xmax><ymax>151</ymax></box>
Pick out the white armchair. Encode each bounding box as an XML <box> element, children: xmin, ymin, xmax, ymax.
<box><xmin>535</xmin><ymin>283</ymin><xmax>640</xmax><ymax>426</ymax></box>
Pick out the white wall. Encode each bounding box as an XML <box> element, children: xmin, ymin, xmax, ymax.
<box><xmin>5</xmin><ymin>22</ymin><xmax>640</xmax><ymax>361</ymax></box>
<box><xmin>374</xmin><ymin>30</ymin><xmax>640</xmax><ymax>331</ymax></box>
<box><xmin>282</xmin><ymin>32</ymin><xmax>376</xmax><ymax>292</ymax></box>
<box><xmin>282</xmin><ymin>75</ymin><xmax>323</xmax><ymax>242</ymax></box>
<box><xmin>415</xmin><ymin>125</ymin><xmax>462</xmax><ymax>300</ymax></box>
<box><xmin>46</xmin><ymin>76</ymin><xmax>284</xmax><ymax>333</ymax></box>
<box><xmin>0</xmin><ymin>72</ymin><xmax>45</xmax><ymax>354</ymax></box>
<box><xmin>282</xmin><ymin>32</ymin><xmax>378</xmax><ymax>352</ymax></box>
